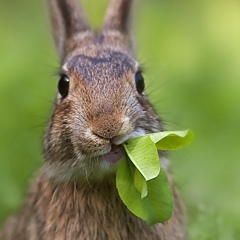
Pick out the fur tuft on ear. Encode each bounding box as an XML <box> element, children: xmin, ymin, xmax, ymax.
<box><xmin>103</xmin><ymin>0</ymin><xmax>134</xmax><ymax>34</ymax></box>
<box><xmin>48</xmin><ymin>0</ymin><xmax>91</xmax><ymax>61</ymax></box>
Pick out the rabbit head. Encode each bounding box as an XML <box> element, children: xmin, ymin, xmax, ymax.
<box><xmin>44</xmin><ymin>0</ymin><xmax>162</xmax><ymax>182</ymax></box>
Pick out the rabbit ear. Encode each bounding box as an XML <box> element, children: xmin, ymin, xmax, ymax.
<box><xmin>48</xmin><ymin>0</ymin><xmax>90</xmax><ymax>60</ymax></box>
<box><xmin>103</xmin><ymin>0</ymin><xmax>134</xmax><ymax>35</ymax></box>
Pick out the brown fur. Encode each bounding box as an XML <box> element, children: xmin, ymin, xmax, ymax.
<box><xmin>0</xmin><ymin>0</ymin><xmax>186</xmax><ymax>239</ymax></box>
<box><xmin>0</xmin><ymin>170</ymin><xmax>185</xmax><ymax>240</ymax></box>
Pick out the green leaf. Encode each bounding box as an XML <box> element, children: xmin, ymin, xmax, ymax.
<box><xmin>134</xmin><ymin>168</ymin><xmax>148</xmax><ymax>198</ymax></box>
<box><xmin>149</xmin><ymin>129</ymin><xmax>194</xmax><ymax>150</ymax></box>
<box><xmin>122</xmin><ymin>135</ymin><xmax>160</xmax><ymax>181</ymax></box>
<box><xmin>116</xmin><ymin>129</ymin><xmax>193</xmax><ymax>225</ymax></box>
<box><xmin>116</xmin><ymin>156</ymin><xmax>173</xmax><ymax>225</ymax></box>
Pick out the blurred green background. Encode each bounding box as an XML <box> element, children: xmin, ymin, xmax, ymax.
<box><xmin>0</xmin><ymin>0</ymin><xmax>239</xmax><ymax>239</ymax></box>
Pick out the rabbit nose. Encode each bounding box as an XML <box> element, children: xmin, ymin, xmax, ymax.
<box><xmin>91</xmin><ymin>113</ymin><xmax>122</xmax><ymax>140</ymax></box>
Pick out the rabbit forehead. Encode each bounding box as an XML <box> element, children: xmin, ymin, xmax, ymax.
<box><xmin>63</xmin><ymin>48</ymin><xmax>138</xmax><ymax>81</ymax></box>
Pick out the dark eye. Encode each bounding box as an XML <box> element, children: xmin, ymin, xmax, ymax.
<box><xmin>135</xmin><ymin>72</ymin><xmax>145</xmax><ymax>94</ymax></box>
<box><xmin>58</xmin><ymin>75</ymin><xmax>69</xmax><ymax>98</ymax></box>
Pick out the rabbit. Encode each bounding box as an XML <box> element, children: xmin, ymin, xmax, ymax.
<box><xmin>0</xmin><ymin>0</ymin><xmax>186</xmax><ymax>239</ymax></box>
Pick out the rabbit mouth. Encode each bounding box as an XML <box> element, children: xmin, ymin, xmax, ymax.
<box><xmin>99</xmin><ymin>128</ymin><xmax>148</xmax><ymax>167</ymax></box>
<box><xmin>102</xmin><ymin>144</ymin><xmax>125</xmax><ymax>164</ymax></box>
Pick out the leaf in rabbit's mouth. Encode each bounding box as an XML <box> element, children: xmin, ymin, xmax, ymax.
<box><xmin>116</xmin><ymin>129</ymin><xmax>194</xmax><ymax>225</ymax></box>
<box><xmin>103</xmin><ymin>144</ymin><xmax>125</xmax><ymax>164</ymax></box>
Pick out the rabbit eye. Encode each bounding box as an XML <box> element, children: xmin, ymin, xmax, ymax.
<box><xmin>58</xmin><ymin>75</ymin><xmax>69</xmax><ymax>98</ymax></box>
<box><xmin>135</xmin><ymin>72</ymin><xmax>145</xmax><ymax>94</ymax></box>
